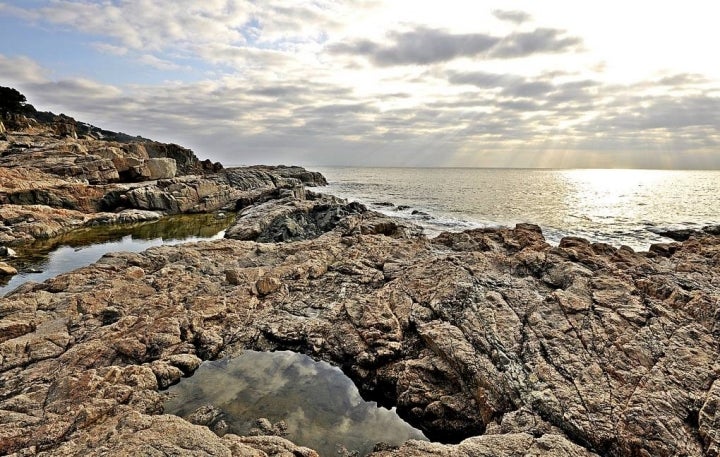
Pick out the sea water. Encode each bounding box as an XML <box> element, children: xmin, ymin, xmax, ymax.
<box><xmin>315</xmin><ymin>167</ymin><xmax>720</xmax><ymax>251</ymax></box>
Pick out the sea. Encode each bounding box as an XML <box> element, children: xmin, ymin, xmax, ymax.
<box><xmin>313</xmin><ymin>167</ymin><xmax>720</xmax><ymax>251</ymax></box>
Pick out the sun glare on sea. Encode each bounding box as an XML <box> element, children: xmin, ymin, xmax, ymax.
<box><xmin>559</xmin><ymin>169</ymin><xmax>670</xmax><ymax>223</ymax></box>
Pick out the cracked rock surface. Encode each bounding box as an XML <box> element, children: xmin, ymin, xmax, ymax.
<box><xmin>1</xmin><ymin>210</ymin><xmax>719</xmax><ymax>456</ymax></box>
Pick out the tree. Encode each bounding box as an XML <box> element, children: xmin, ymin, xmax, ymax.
<box><xmin>0</xmin><ymin>86</ymin><xmax>27</xmax><ymax>116</ymax></box>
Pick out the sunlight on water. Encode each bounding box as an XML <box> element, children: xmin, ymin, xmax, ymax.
<box><xmin>164</xmin><ymin>351</ymin><xmax>426</xmax><ymax>456</ymax></box>
<box><xmin>559</xmin><ymin>169</ymin><xmax>669</xmax><ymax>221</ymax></box>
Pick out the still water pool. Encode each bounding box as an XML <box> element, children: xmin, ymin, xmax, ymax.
<box><xmin>0</xmin><ymin>213</ymin><xmax>233</xmax><ymax>297</ymax></box>
<box><xmin>164</xmin><ymin>350</ymin><xmax>426</xmax><ymax>456</ymax></box>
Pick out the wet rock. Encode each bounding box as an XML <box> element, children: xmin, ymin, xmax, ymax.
<box><xmin>187</xmin><ymin>404</ymin><xmax>225</xmax><ymax>427</ymax></box>
<box><xmin>654</xmin><ymin>228</ymin><xmax>698</xmax><ymax>241</ymax></box>
<box><xmin>226</xmin><ymin>196</ymin><xmax>419</xmax><ymax>243</ymax></box>
<box><xmin>0</xmin><ymin>246</ymin><xmax>16</xmax><ymax>257</ymax></box>
<box><xmin>249</xmin><ymin>418</ymin><xmax>289</xmax><ymax>437</ymax></box>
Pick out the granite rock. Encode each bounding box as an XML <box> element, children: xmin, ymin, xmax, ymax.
<box><xmin>1</xmin><ymin>217</ymin><xmax>719</xmax><ymax>456</ymax></box>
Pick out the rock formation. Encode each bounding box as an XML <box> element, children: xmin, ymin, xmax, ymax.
<box><xmin>1</xmin><ymin>202</ymin><xmax>718</xmax><ymax>455</ymax></box>
<box><xmin>0</xmin><ymin>113</ymin><xmax>326</xmax><ymax>248</ymax></box>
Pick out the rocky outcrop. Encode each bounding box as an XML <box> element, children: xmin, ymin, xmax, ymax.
<box><xmin>247</xmin><ymin>165</ymin><xmax>328</xmax><ymax>187</ymax></box>
<box><xmin>0</xmin><ymin>204</ymin><xmax>89</xmax><ymax>245</ymax></box>
<box><xmin>123</xmin><ymin>176</ymin><xmax>239</xmax><ymax>214</ymax></box>
<box><xmin>650</xmin><ymin>224</ymin><xmax>720</xmax><ymax>242</ymax></box>
<box><xmin>0</xmin><ymin>114</ymin><xmax>218</xmax><ymax>183</ymax></box>
<box><xmin>1</xmin><ymin>213</ymin><xmax>719</xmax><ymax>456</ymax></box>
<box><xmin>225</xmin><ymin>195</ymin><xmax>396</xmax><ymax>243</ymax></box>
<box><xmin>0</xmin><ymin>204</ymin><xmax>165</xmax><ymax>247</ymax></box>
<box><xmin>0</xmin><ymin>167</ymin><xmax>122</xmax><ymax>213</ymax></box>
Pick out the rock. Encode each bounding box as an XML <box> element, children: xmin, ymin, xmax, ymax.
<box><xmin>129</xmin><ymin>157</ymin><xmax>177</xmax><ymax>180</ymax></box>
<box><xmin>0</xmin><ymin>204</ymin><xmax>88</xmax><ymax>244</ymax></box>
<box><xmin>186</xmin><ymin>404</ymin><xmax>224</xmax><ymax>427</ymax></box>
<box><xmin>246</xmin><ymin>165</ymin><xmax>328</xmax><ymax>187</ymax></box>
<box><xmin>0</xmin><ymin>246</ymin><xmax>17</xmax><ymax>257</ymax></box>
<box><xmin>84</xmin><ymin>209</ymin><xmax>164</xmax><ymax>226</ymax></box>
<box><xmin>145</xmin><ymin>158</ymin><xmax>177</xmax><ymax>179</ymax></box>
<box><xmin>255</xmin><ymin>276</ymin><xmax>281</xmax><ymax>295</ymax></box>
<box><xmin>226</xmin><ymin>196</ymin><xmax>417</xmax><ymax>242</ymax></box>
<box><xmin>53</xmin><ymin>117</ymin><xmax>78</xmax><ymax>139</ymax></box>
<box><xmin>0</xmin><ymin>261</ymin><xmax>17</xmax><ymax>275</ymax></box>
<box><xmin>653</xmin><ymin>227</ymin><xmax>698</xmax><ymax>241</ymax></box>
<box><xmin>124</xmin><ymin>176</ymin><xmax>238</xmax><ymax>214</ymax></box>
<box><xmin>3</xmin><ymin>222</ymin><xmax>719</xmax><ymax>455</ymax></box>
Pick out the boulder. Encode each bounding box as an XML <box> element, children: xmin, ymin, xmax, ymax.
<box><xmin>225</xmin><ymin>195</ymin><xmax>415</xmax><ymax>242</ymax></box>
<box><xmin>144</xmin><ymin>158</ymin><xmax>177</xmax><ymax>179</ymax></box>
<box><xmin>124</xmin><ymin>176</ymin><xmax>237</xmax><ymax>213</ymax></box>
<box><xmin>0</xmin><ymin>261</ymin><xmax>17</xmax><ymax>275</ymax></box>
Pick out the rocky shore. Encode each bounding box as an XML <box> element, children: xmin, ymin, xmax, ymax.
<box><xmin>1</xmin><ymin>111</ymin><xmax>719</xmax><ymax>456</ymax></box>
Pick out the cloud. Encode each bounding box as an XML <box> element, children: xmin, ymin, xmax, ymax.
<box><xmin>490</xmin><ymin>28</ymin><xmax>583</xmax><ymax>58</ymax></box>
<box><xmin>138</xmin><ymin>54</ymin><xmax>184</xmax><ymax>71</ymax></box>
<box><xmin>492</xmin><ymin>10</ymin><xmax>532</xmax><ymax>24</ymax></box>
<box><xmin>0</xmin><ymin>54</ymin><xmax>48</xmax><ymax>84</ymax></box>
<box><xmin>91</xmin><ymin>42</ymin><xmax>128</xmax><ymax>56</ymax></box>
<box><xmin>330</xmin><ymin>27</ymin><xmax>499</xmax><ymax>66</ymax></box>
<box><xmin>3</xmin><ymin>1</ymin><xmax>253</xmax><ymax>52</ymax></box>
<box><xmin>330</xmin><ymin>26</ymin><xmax>582</xmax><ymax>66</ymax></box>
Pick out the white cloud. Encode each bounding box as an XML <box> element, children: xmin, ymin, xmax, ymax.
<box><xmin>0</xmin><ymin>54</ymin><xmax>48</xmax><ymax>84</ymax></box>
<box><xmin>138</xmin><ymin>54</ymin><xmax>184</xmax><ymax>71</ymax></box>
<box><xmin>91</xmin><ymin>42</ymin><xmax>128</xmax><ymax>56</ymax></box>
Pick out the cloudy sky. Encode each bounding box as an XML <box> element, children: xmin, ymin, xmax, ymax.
<box><xmin>1</xmin><ymin>1</ymin><xmax>719</xmax><ymax>168</ymax></box>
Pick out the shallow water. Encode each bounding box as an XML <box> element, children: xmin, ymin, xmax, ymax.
<box><xmin>164</xmin><ymin>351</ymin><xmax>426</xmax><ymax>456</ymax></box>
<box><xmin>316</xmin><ymin>167</ymin><xmax>720</xmax><ymax>251</ymax></box>
<box><xmin>0</xmin><ymin>213</ymin><xmax>233</xmax><ymax>297</ymax></box>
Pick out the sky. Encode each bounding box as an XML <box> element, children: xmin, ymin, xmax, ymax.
<box><xmin>0</xmin><ymin>1</ymin><xmax>719</xmax><ymax>169</ymax></box>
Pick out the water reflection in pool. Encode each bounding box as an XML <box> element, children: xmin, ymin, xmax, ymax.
<box><xmin>0</xmin><ymin>212</ymin><xmax>233</xmax><ymax>296</ymax></box>
<box><xmin>164</xmin><ymin>350</ymin><xmax>427</xmax><ymax>456</ymax></box>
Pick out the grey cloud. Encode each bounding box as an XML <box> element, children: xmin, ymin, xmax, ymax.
<box><xmin>652</xmin><ymin>73</ymin><xmax>708</xmax><ymax>86</ymax></box>
<box><xmin>595</xmin><ymin>95</ymin><xmax>720</xmax><ymax>131</ymax></box>
<box><xmin>447</xmin><ymin>71</ymin><xmax>555</xmax><ymax>98</ymax></box>
<box><xmin>331</xmin><ymin>27</ymin><xmax>498</xmax><ymax>66</ymax></box>
<box><xmin>447</xmin><ymin>71</ymin><xmax>517</xmax><ymax>88</ymax></box>
<box><xmin>491</xmin><ymin>28</ymin><xmax>582</xmax><ymax>58</ymax></box>
<box><xmin>502</xmin><ymin>81</ymin><xmax>555</xmax><ymax>98</ymax></box>
<box><xmin>492</xmin><ymin>10</ymin><xmax>532</xmax><ymax>24</ymax></box>
<box><xmin>330</xmin><ymin>26</ymin><xmax>582</xmax><ymax>66</ymax></box>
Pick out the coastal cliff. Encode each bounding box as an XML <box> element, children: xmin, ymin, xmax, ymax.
<box><xmin>1</xmin><ymin>107</ymin><xmax>719</xmax><ymax>456</ymax></box>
